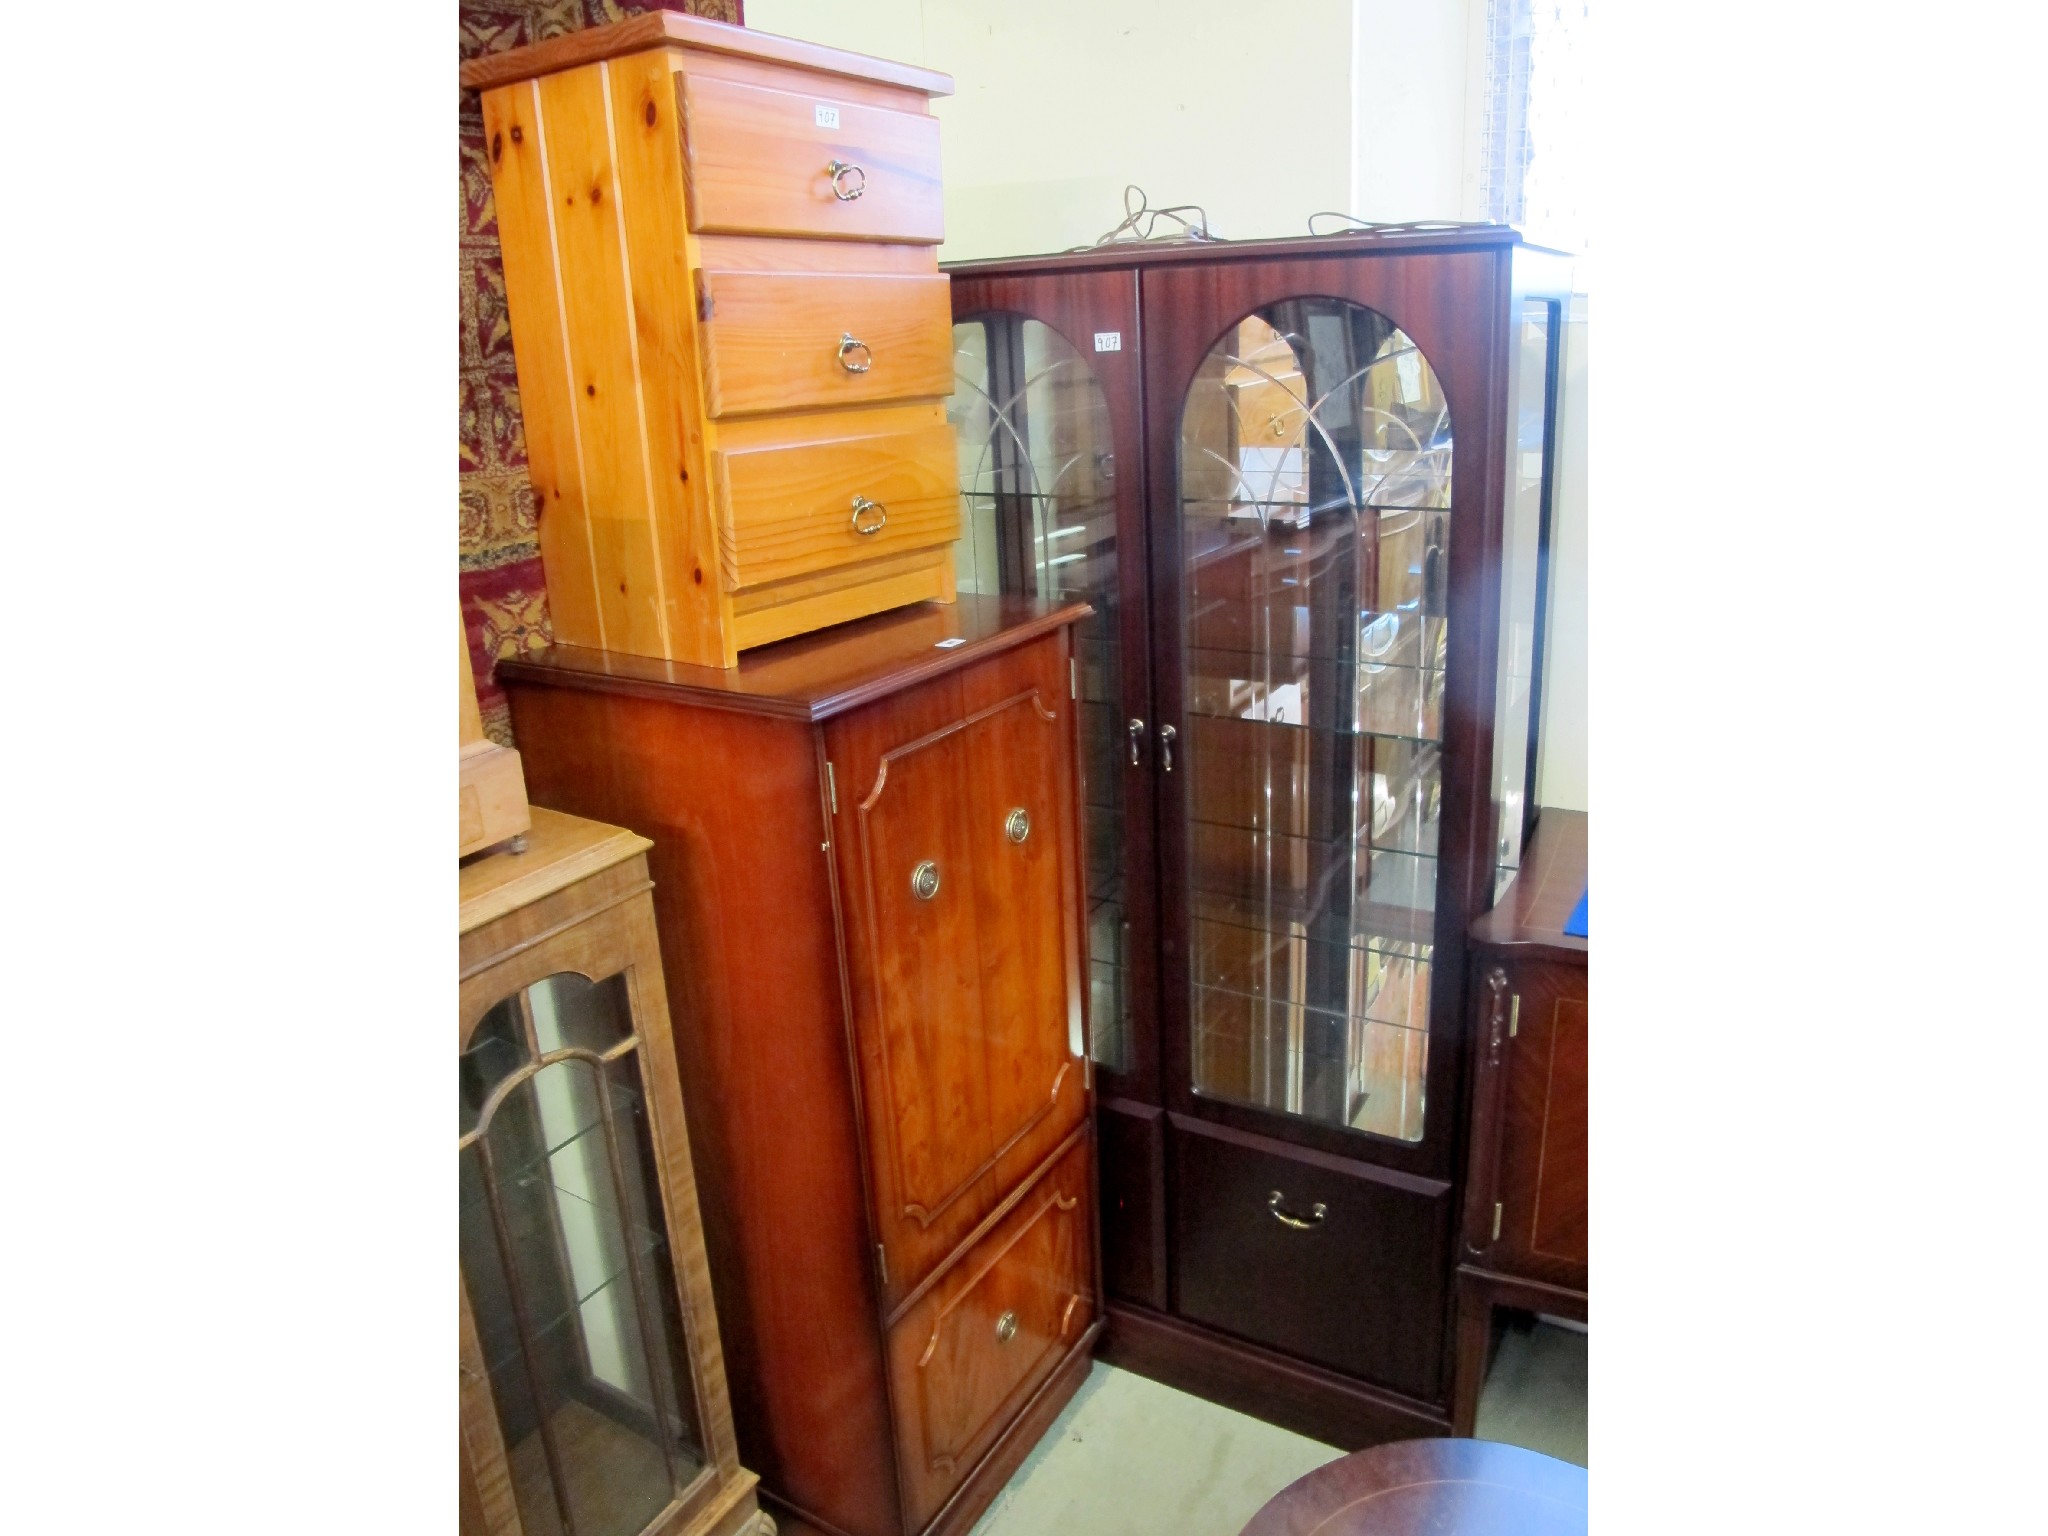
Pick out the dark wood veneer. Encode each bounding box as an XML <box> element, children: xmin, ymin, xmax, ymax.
<box><xmin>1453</xmin><ymin>809</ymin><xmax>1588</xmax><ymax>1435</ymax></box>
<box><xmin>945</xmin><ymin>235</ymin><xmax>1573</xmax><ymax>1446</ymax></box>
<box><xmin>499</xmin><ymin>595</ymin><xmax>1087</xmax><ymax>723</ymax></box>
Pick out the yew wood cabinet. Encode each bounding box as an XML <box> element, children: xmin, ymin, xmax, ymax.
<box><xmin>500</xmin><ymin>597</ymin><xmax>1101</xmax><ymax>1536</ymax></box>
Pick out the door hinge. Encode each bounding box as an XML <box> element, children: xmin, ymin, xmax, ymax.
<box><xmin>875</xmin><ymin>1243</ymin><xmax>889</xmax><ymax>1288</ymax></box>
<box><xmin>1508</xmin><ymin>993</ymin><xmax>1521</xmax><ymax>1038</ymax></box>
<box><xmin>826</xmin><ymin>760</ymin><xmax>839</xmax><ymax>814</ymax></box>
<box><xmin>1083</xmin><ymin>1056</ymin><xmax>1094</xmax><ymax>1091</ymax></box>
<box><xmin>695</xmin><ymin>274</ymin><xmax>713</xmax><ymax>322</ymax></box>
<box><xmin>1069</xmin><ymin>657</ymin><xmax>1078</xmax><ymax>700</ymax></box>
<box><xmin>1491</xmin><ymin>1202</ymin><xmax>1503</xmax><ymax>1242</ymax></box>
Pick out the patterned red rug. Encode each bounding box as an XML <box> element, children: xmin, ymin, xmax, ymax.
<box><xmin>459</xmin><ymin>1</ymin><xmax>741</xmax><ymax>744</ymax></box>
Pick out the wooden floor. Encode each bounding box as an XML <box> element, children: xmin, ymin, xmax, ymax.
<box><xmin>507</xmin><ymin>1398</ymin><xmax>700</xmax><ymax>1536</ymax></box>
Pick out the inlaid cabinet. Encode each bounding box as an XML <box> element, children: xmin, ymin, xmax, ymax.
<box><xmin>945</xmin><ymin>228</ymin><xmax>1574</xmax><ymax>1446</ymax></box>
<box><xmin>498</xmin><ymin>596</ymin><xmax>1101</xmax><ymax>1536</ymax></box>
<box><xmin>462</xmin><ymin>14</ymin><xmax>963</xmax><ymax>669</ymax></box>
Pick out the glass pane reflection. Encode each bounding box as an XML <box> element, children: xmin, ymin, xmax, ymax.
<box><xmin>459</xmin><ymin>976</ymin><xmax>703</xmax><ymax>1536</ymax></box>
<box><xmin>1179</xmin><ymin>302</ymin><xmax>1451</xmax><ymax>1141</ymax></box>
<box><xmin>950</xmin><ymin>315</ymin><xmax>1130</xmax><ymax>1073</ymax></box>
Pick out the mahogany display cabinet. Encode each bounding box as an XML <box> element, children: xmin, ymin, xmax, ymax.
<box><xmin>944</xmin><ymin>226</ymin><xmax>1572</xmax><ymax>1444</ymax></box>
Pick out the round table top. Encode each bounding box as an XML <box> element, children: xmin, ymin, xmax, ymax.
<box><xmin>1238</xmin><ymin>1438</ymin><xmax>1587</xmax><ymax>1536</ymax></box>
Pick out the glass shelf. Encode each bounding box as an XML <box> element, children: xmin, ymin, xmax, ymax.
<box><xmin>1179</xmin><ymin>301</ymin><xmax>1452</xmax><ymax>1143</ymax></box>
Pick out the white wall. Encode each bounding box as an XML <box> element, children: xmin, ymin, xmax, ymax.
<box><xmin>748</xmin><ymin>0</ymin><xmax>1585</xmax><ymax>811</ymax></box>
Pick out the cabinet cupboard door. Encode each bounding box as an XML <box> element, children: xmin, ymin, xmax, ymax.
<box><xmin>1464</xmin><ymin>959</ymin><xmax>1587</xmax><ymax>1290</ymax></box>
<box><xmin>828</xmin><ymin>634</ymin><xmax>1089</xmax><ymax>1306</ymax></box>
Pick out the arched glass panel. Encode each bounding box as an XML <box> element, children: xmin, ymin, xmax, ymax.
<box><xmin>458</xmin><ymin>973</ymin><xmax>704</xmax><ymax>1536</ymax></box>
<box><xmin>949</xmin><ymin>317</ymin><xmax>1130</xmax><ymax>1072</ymax></box>
<box><xmin>1178</xmin><ymin>301</ymin><xmax>1451</xmax><ymax>1142</ymax></box>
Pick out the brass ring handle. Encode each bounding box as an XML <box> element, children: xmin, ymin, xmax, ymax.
<box><xmin>851</xmin><ymin>495</ymin><xmax>888</xmax><ymax>536</ymax></box>
<box><xmin>1004</xmin><ymin>807</ymin><xmax>1030</xmax><ymax>844</ymax></box>
<box><xmin>1267</xmin><ymin>1190</ymin><xmax>1327</xmax><ymax>1230</ymax></box>
<box><xmin>910</xmin><ymin>860</ymin><xmax>940</xmax><ymax>901</ymax></box>
<box><xmin>837</xmin><ymin>334</ymin><xmax>872</xmax><ymax>374</ymax></box>
<box><xmin>995</xmin><ymin>1309</ymin><xmax>1019</xmax><ymax>1343</ymax></box>
<box><xmin>826</xmin><ymin>158</ymin><xmax>867</xmax><ymax>201</ymax></box>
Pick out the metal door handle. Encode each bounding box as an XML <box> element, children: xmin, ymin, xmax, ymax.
<box><xmin>1158</xmin><ymin>722</ymin><xmax>1176</xmax><ymax>773</ymax></box>
<box><xmin>1127</xmin><ymin>717</ymin><xmax>1145</xmax><ymax>767</ymax></box>
<box><xmin>995</xmin><ymin>1309</ymin><xmax>1019</xmax><ymax>1343</ymax></box>
<box><xmin>826</xmin><ymin>159</ymin><xmax>867</xmax><ymax>200</ymax></box>
<box><xmin>850</xmin><ymin>495</ymin><xmax>888</xmax><ymax>535</ymax></box>
<box><xmin>910</xmin><ymin>861</ymin><xmax>940</xmax><ymax>901</ymax></box>
<box><xmin>1004</xmin><ymin>807</ymin><xmax>1031</xmax><ymax>844</ymax></box>
<box><xmin>838</xmin><ymin>334</ymin><xmax>872</xmax><ymax>373</ymax></box>
<box><xmin>1267</xmin><ymin>1190</ymin><xmax>1327</xmax><ymax>1230</ymax></box>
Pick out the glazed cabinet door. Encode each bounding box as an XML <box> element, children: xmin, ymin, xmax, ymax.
<box><xmin>827</xmin><ymin>631</ymin><xmax>1090</xmax><ymax>1310</ymax></box>
<box><xmin>1142</xmin><ymin>251</ymin><xmax>1507</xmax><ymax>1184</ymax></box>
<box><xmin>947</xmin><ymin>270</ymin><xmax>1156</xmax><ymax>1102</ymax></box>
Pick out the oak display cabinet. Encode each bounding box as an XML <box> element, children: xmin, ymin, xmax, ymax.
<box><xmin>945</xmin><ymin>226</ymin><xmax>1572</xmax><ymax>1444</ymax></box>
<box><xmin>461</xmin><ymin>808</ymin><xmax>770</xmax><ymax>1536</ymax></box>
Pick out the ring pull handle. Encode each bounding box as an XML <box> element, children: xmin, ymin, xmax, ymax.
<box><xmin>1004</xmin><ymin>807</ymin><xmax>1031</xmax><ymax>844</ymax></box>
<box><xmin>837</xmin><ymin>333</ymin><xmax>873</xmax><ymax>374</ymax></box>
<box><xmin>910</xmin><ymin>860</ymin><xmax>940</xmax><ymax>901</ymax></box>
<box><xmin>851</xmin><ymin>495</ymin><xmax>888</xmax><ymax>536</ymax></box>
<box><xmin>1267</xmin><ymin>1190</ymin><xmax>1327</xmax><ymax>1230</ymax></box>
<box><xmin>994</xmin><ymin>1309</ymin><xmax>1019</xmax><ymax>1344</ymax></box>
<box><xmin>826</xmin><ymin>159</ymin><xmax>867</xmax><ymax>201</ymax></box>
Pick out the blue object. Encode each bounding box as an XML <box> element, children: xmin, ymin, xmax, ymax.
<box><xmin>1563</xmin><ymin>888</ymin><xmax>1588</xmax><ymax>938</ymax></box>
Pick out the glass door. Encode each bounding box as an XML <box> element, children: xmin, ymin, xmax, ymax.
<box><xmin>1172</xmin><ymin>299</ymin><xmax>1450</xmax><ymax>1145</ymax></box>
<box><xmin>460</xmin><ymin>971</ymin><xmax>709</xmax><ymax>1536</ymax></box>
<box><xmin>947</xmin><ymin>268</ymin><xmax>1157</xmax><ymax>1100</ymax></box>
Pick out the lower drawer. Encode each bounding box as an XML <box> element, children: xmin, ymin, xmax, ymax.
<box><xmin>886</xmin><ymin>1135</ymin><xmax>1095</xmax><ymax>1532</ymax></box>
<box><xmin>713</xmin><ymin>414</ymin><xmax>958</xmax><ymax>594</ymax></box>
<box><xmin>1170</xmin><ymin>1116</ymin><xmax>1451</xmax><ymax>1402</ymax></box>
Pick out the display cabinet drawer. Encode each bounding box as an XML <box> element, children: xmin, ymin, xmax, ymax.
<box><xmin>714</xmin><ymin>415</ymin><xmax>959</xmax><ymax>593</ymax></box>
<box><xmin>680</xmin><ymin>73</ymin><xmax>944</xmax><ymax>243</ymax></box>
<box><xmin>886</xmin><ymin>1135</ymin><xmax>1095</xmax><ymax>1532</ymax></box>
<box><xmin>697</xmin><ymin>269</ymin><xmax>954</xmax><ymax>418</ymax></box>
<box><xmin>1170</xmin><ymin>1116</ymin><xmax>1451</xmax><ymax>1402</ymax></box>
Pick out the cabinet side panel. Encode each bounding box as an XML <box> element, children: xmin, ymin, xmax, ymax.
<box><xmin>608</xmin><ymin>49</ymin><xmax>733</xmax><ymax>668</ymax></box>
<box><xmin>480</xmin><ymin>82</ymin><xmax>603</xmax><ymax>648</ymax></box>
<box><xmin>535</xmin><ymin>64</ymin><xmax>673</xmax><ymax>659</ymax></box>
<box><xmin>506</xmin><ymin>682</ymin><xmax>901</xmax><ymax>1536</ymax></box>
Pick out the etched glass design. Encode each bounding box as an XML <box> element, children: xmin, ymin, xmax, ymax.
<box><xmin>1178</xmin><ymin>301</ymin><xmax>1451</xmax><ymax>1141</ymax></box>
<box><xmin>949</xmin><ymin>317</ymin><xmax>1129</xmax><ymax>1073</ymax></box>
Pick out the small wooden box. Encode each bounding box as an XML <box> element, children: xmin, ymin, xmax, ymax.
<box><xmin>463</xmin><ymin>14</ymin><xmax>962</xmax><ymax>669</ymax></box>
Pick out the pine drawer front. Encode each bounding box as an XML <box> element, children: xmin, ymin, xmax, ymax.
<box><xmin>1170</xmin><ymin>1117</ymin><xmax>1452</xmax><ymax>1403</ymax></box>
<box><xmin>887</xmin><ymin>1135</ymin><xmax>1095</xmax><ymax>1532</ymax></box>
<box><xmin>697</xmin><ymin>270</ymin><xmax>954</xmax><ymax>418</ymax></box>
<box><xmin>680</xmin><ymin>73</ymin><xmax>944</xmax><ymax>243</ymax></box>
<box><xmin>715</xmin><ymin>416</ymin><xmax>959</xmax><ymax>594</ymax></box>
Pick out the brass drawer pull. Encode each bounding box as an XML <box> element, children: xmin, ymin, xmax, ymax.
<box><xmin>838</xmin><ymin>333</ymin><xmax>872</xmax><ymax>373</ymax></box>
<box><xmin>826</xmin><ymin>158</ymin><xmax>867</xmax><ymax>201</ymax></box>
<box><xmin>910</xmin><ymin>860</ymin><xmax>940</xmax><ymax>901</ymax></box>
<box><xmin>851</xmin><ymin>495</ymin><xmax>888</xmax><ymax>536</ymax></box>
<box><xmin>1267</xmin><ymin>1190</ymin><xmax>1327</xmax><ymax>1230</ymax></box>
<box><xmin>995</xmin><ymin>1309</ymin><xmax>1019</xmax><ymax>1344</ymax></box>
<box><xmin>1004</xmin><ymin>807</ymin><xmax>1031</xmax><ymax>844</ymax></box>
